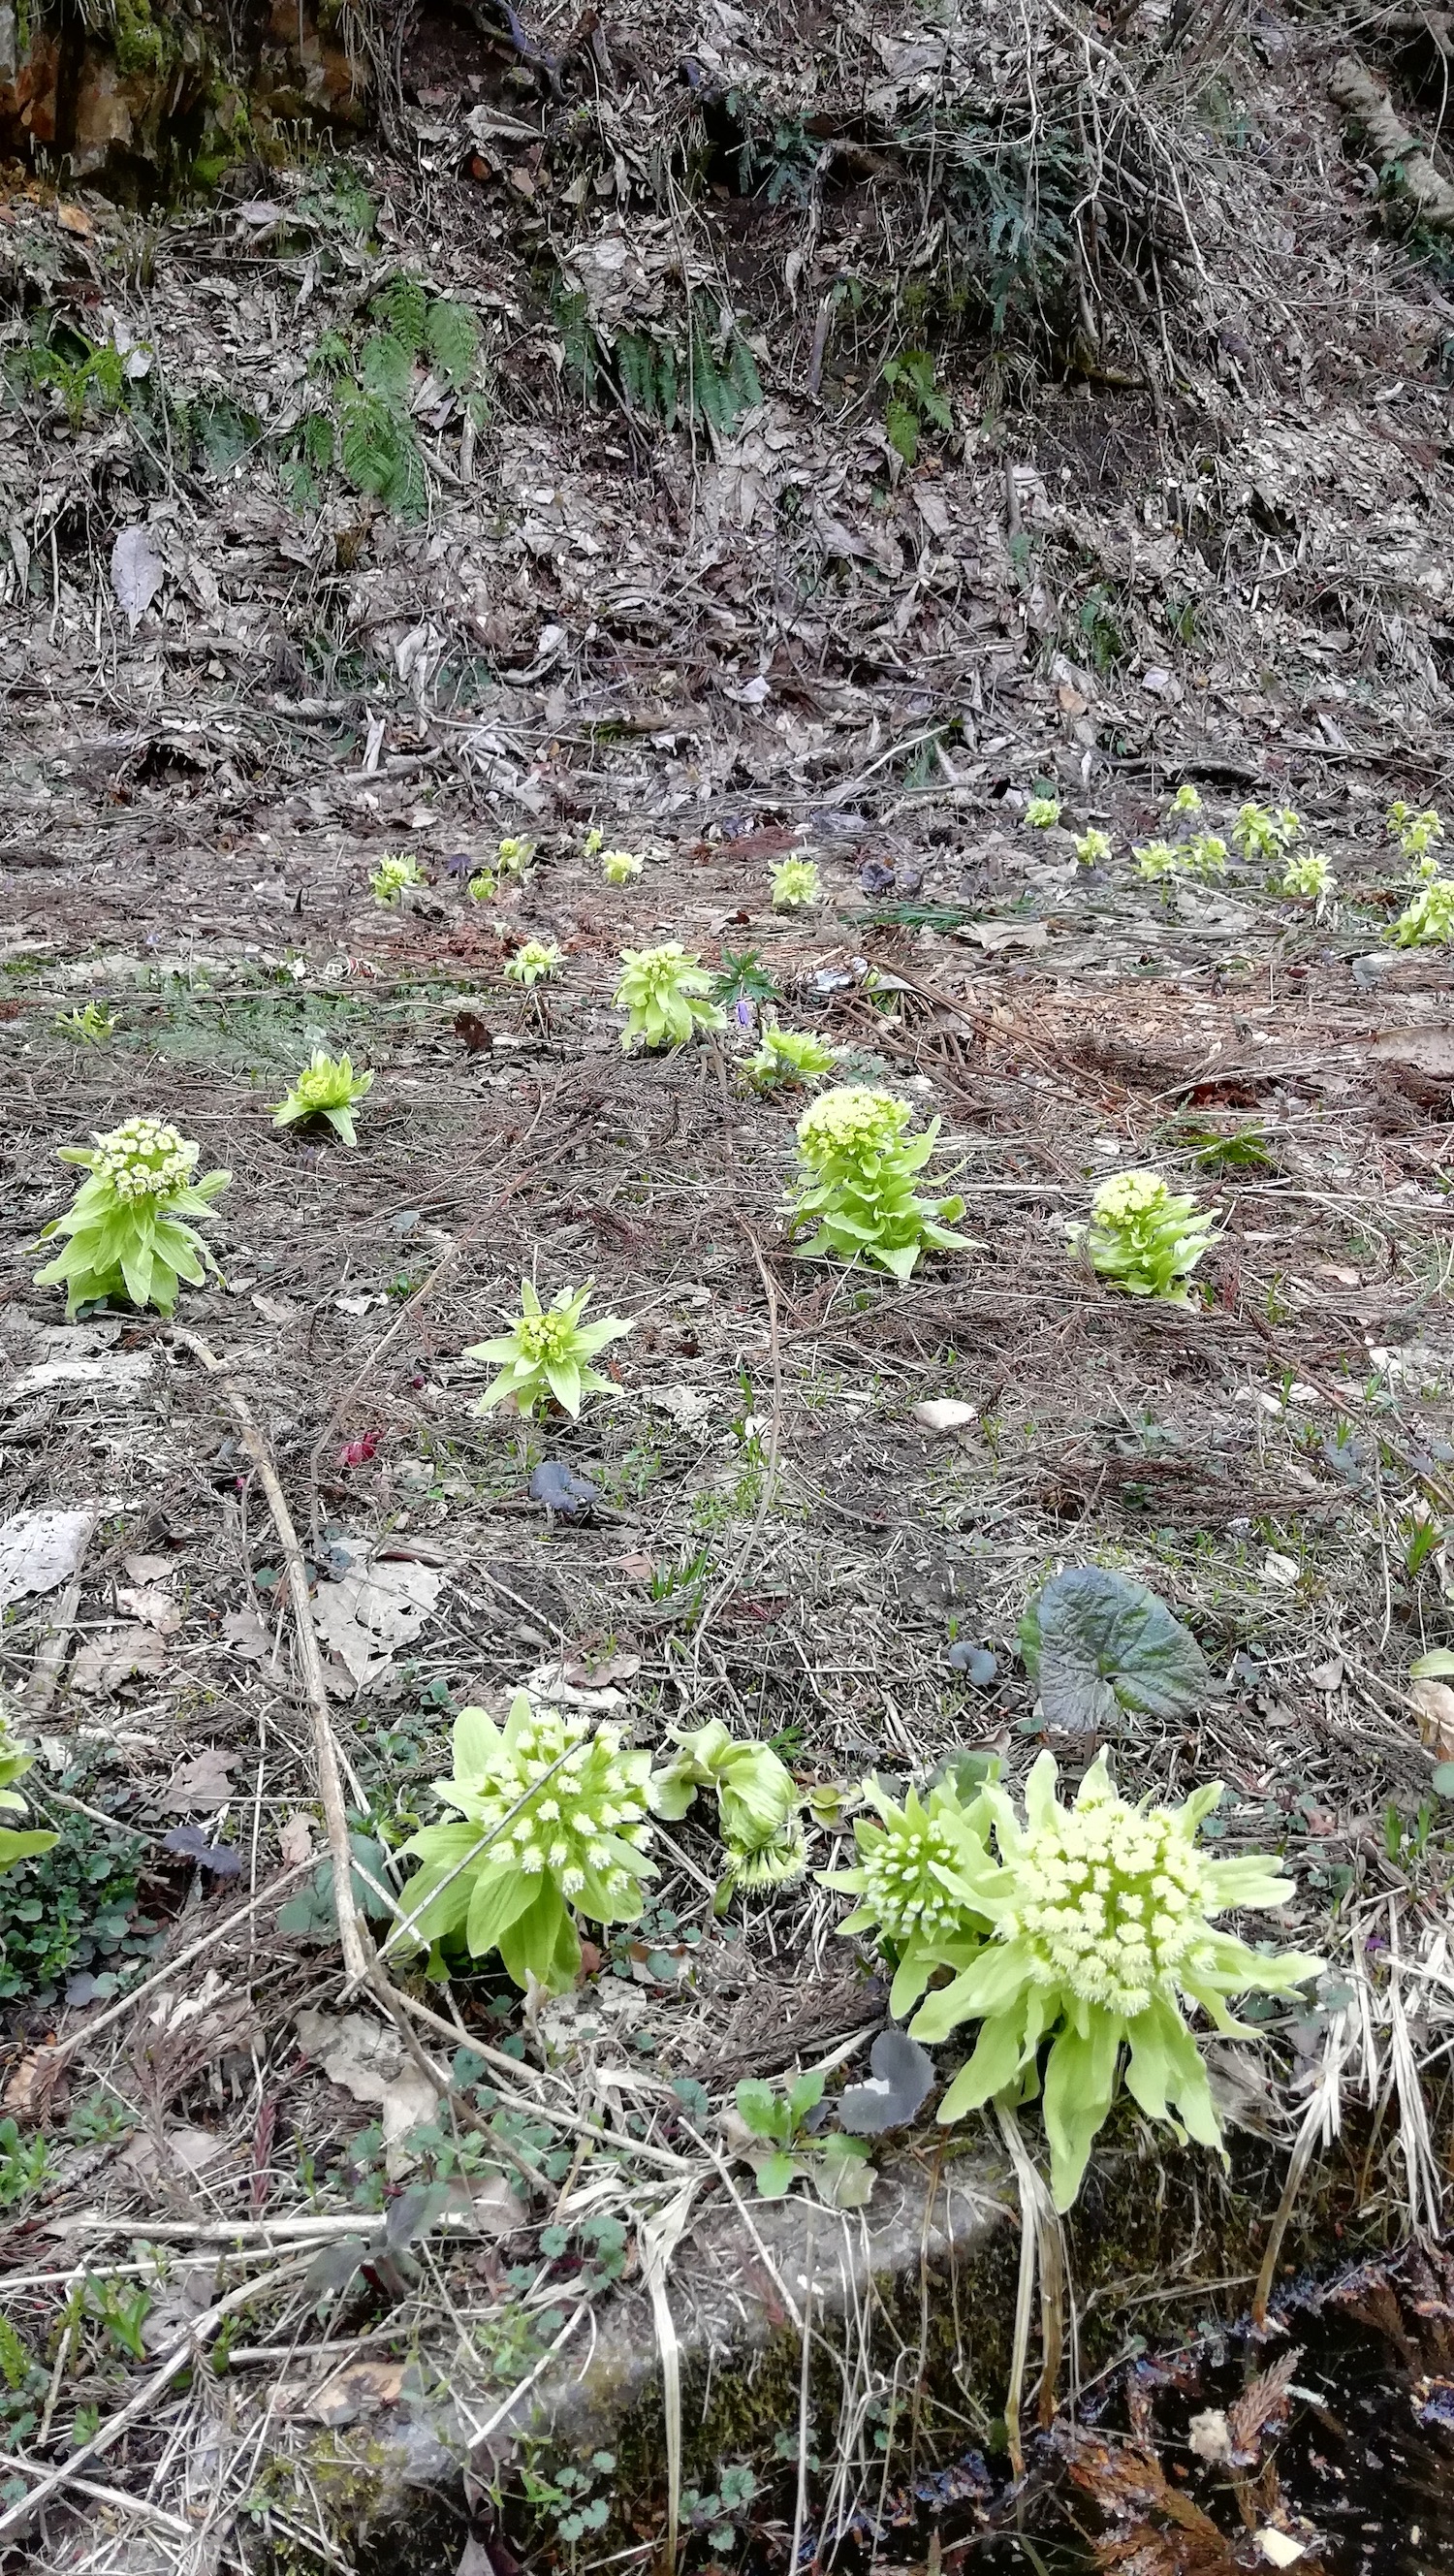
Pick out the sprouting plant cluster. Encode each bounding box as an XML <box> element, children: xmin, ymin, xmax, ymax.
<box><xmin>824</xmin><ymin>1753</ymin><xmax>1321</xmax><ymax>2210</ymax></box>
<box><xmin>1073</xmin><ymin>1169</ymin><xmax>1217</xmax><ymax>1305</ymax></box>
<box><xmin>33</xmin><ymin>1118</ymin><xmax>230</xmax><ymax>1320</ymax></box>
<box><xmin>467</xmin><ymin>1281</ymin><xmax>632</xmax><ymax>1421</ymax></box>
<box><xmin>615</xmin><ymin>945</ymin><xmax>724</xmax><ymax>1052</ymax></box>
<box><xmin>785</xmin><ymin>1086</ymin><xmax>970</xmax><ymax>1281</ymax></box>
<box><xmin>271</xmin><ymin>1050</ymin><xmax>373</xmax><ymax>1146</ymax></box>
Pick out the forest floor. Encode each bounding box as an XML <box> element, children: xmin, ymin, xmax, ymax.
<box><xmin>3</xmin><ymin>0</ymin><xmax>1454</xmax><ymax>2568</ymax></box>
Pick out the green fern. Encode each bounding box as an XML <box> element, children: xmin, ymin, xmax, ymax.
<box><xmin>427</xmin><ymin>297</ymin><xmax>479</xmax><ymax>390</ymax></box>
<box><xmin>358</xmin><ymin>330</ymin><xmax>414</xmax><ymax>409</ymax></box>
<box><xmin>301</xmin><ymin>411</ymin><xmax>336</xmax><ymax>472</ymax></box>
<box><xmin>337</xmin><ymin>384</ymin><xmax>424</xmax><ymax>514</ymax></box>
<box><xmin>376</xmin><ymin>271</ymin><xmax>429</xmax><ymax>356</ymax></box>
<box><xmin>885</xmin><ymin>398</ymin><xmax>919</xmax><ymax>466</ymax></box>
<box><xmin>308</xmin><ymin>330</ymin><xmax>354</xmax><ymax>381</ymax></box>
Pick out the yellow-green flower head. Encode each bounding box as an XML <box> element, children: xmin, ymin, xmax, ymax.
<box><xmin>370</xmin><ymin>852</ymin><xmax>424</xmax><ymax>902</ymax></box>
<box><xmin>748</xmin><ymin>1025</ymin><xmax>838</xmax><ymax>1089</ymax></box>
<box><xmin>92</xmin><ymin>1118</ymin><xmax>200</xmax><ymax>1204</ymax></box>
<box><xmin>467</xmin><ymin>1278</ymin><xmax>633</xmax><ymax>1420</ymax></box>
<box><xmin>771</xmin><ymin>857</ymin><xmax>822</xmax><ymax>910</ymax></box>
<box><xmin>1167</xmin><ymin>783</ymin><xmax>1202</xmax><ymax>816</ymax></box>
<box><xmin>796</xmin><ymin>1085</ymin><xmax>909</xmax><ymax>1167</ymax></box>
<box><xmin>1134</xmin><ymin>840</ymin><xmax>1179</xmax><ymax>878</ymax></box>
<box><xmin>1282</xmin><ymin>850</ymin><xmax>1331</xmax><ymax>899</ymax></box>
<box><xmin>1092</xmin><ymin>1168</ymin><xmax>1168</xmax><ymax>1227</ymax></box>
<box><xmin>615</xmin><ymin>944</ymin><xmax>723</xmax><ymax>1051</ymax></box>
<box><xmin>601</xmin><ymin>848</ymin><xmax>644</xmax><ymax>885</ymax></box>
<box><xmin>272</xmin><ymin>1052</ymin><xmax>373</xmax><ymax>1144</ymax></box>
<box><xmin>910</xmin><ymin>1749</ymin><xmax>1323</xmax><ymax>2207</ymax></box>
<box><xmin>495</xmin><ymin>836</ymin><xmax>535</xmax><ymax>875</ymax></box>
<box><xmin>397</xmin><ymin>1693</ymin><xmax>656</xmax><ymax>1988</ymax></box>
<box><xmin>504</xmin><ymin>939</ymin><xmax>561</xmax><ymax>987</ymax></box>
<box><xmin>1073</xmin><ymin>829</ymin><xmax>1113</xmax><ymax>868</ymax></box>
<box><xmin>1024</xmin><ymin>795</ymin><xmax>1060</xmax><ymax>828</ymax></box>
<box><xmin>851</xmin><ymin>1794</ymin><xmax>971</xmax><ymax>1947</ymax></box>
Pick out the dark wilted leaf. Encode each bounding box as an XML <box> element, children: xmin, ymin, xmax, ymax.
<box><xmin>383</xmin><ymin>2182</ymin><xmax>452</xmax><ymax>2253</ymax></box>
<box><xmin>839</xmin><ymin>2028</ymin><xmax>935</xmax><ymax>2134</ymax></box>
<box><xmin>304</xmin><ymin>2236</ymin><xmax>370</xmax><ymax>2300</ymax></box>
<box><xmin>162</xmin><ymin>1825</ymin><xmax>244</xmax><ymax>1877</ymax></box>
<box><xmin>278</xmin><ymin>1834</ymin><xmax>395</xmax><ymax>1940</ymax></box>
<box><xmin>529</xmin><ymin>1460</ymin><xmax>599</xmax><ymax>1516</ymax></box>
<box><xmin>1021</xmin><ymin>1568</ymin><xmax>1212</xmax><ymax>1733</ymax></box>
<box><xmin>946</xmin><ymin>1641</ymin><xmax>997</xmax><ymax>1685</ymax></box>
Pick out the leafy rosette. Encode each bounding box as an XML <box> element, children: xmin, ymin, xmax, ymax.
<box><xmin>34</xmin><ymin>1118</ymin><xmax>229</xmax><ymax>1318</ymax></box>
<box><xmin>271</xmin><ymin>1050</ymin><xmax>373</xmax><ymax>1146</ymax></box>
<box><xmin>466</xmin><ymin>1279</ymin><xmax>632</xmax><ymax>1420</ymax></box>
<box><xmin>785</xmin><ymin>1086</ymin><xmax>971</xmax><ymax>1282</ymax></box>
<box><xmin>615</xmin><ymin>944</ymin><xmax>725</xmax><ymax>1051</ymax></box>
<box><xmin>1076</xmin><ymin>1169</ymin><xmax>1216</xmax><ymax>1305</ymax></box>
<box><xmin>396</xmin><ymin>1694</ymin><xmax>656</xmax><ymax>1991</ymax></box>
<box><xmin>909</xmin><ymin>1750</ymin><xmax>1322</xmax><ymax>2210</ymax></box>
<box><xmin>818</xmin><ymin>1775</ymin><xmax>993</xmax><ymax>2016</ymax></box>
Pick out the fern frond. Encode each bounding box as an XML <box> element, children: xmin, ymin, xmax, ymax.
<box><xmin>426</xmin><ymin>297</ymin><xmax>479</xmax><ymax>389</ymax></box>
<box><xmin>359</xmin><ymin>330</ymin><xmax>415</xmax><ymax>411</ymax></box>
<box><xmin>376</xmin><ymin>271</ymin><xmax>429</xmax><ymax>355</ymax></box>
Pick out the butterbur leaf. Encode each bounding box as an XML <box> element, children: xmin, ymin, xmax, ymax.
<box><xmin>383</xmin><ymin>2182</ymin><xmax>452</xmax><ymax>2252</ymax></box>
<box><xmin>946</xmin><ymin>1642</ymin><xmax>997</xmax><ymax>1685</ymax></box>
<box><xmin>838</xmin><ymin>2027</ymin><xmax>935</xmax><ymax>2134</ymax></box>
<box><xmin>1021</xmin><ymin>1567</ymin><xmax>1211</xmax><ymax>1733</ymax></box>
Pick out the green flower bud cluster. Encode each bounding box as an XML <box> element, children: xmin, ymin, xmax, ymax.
<box><xmin>1076</xmin><ymin>1167</ymin><xmax>1216</xmax><ymax>1305</ymax></box>
<box><xmin>615</xmin><ymin>944</ymin><xmax>725</xmax><ymax>1052</ymax></box>
<box><xmin>787</xmin><ymin>1085</ymin><xmax>971</xmax><ymax>1282</ymax></box>
<box><xmin>397</xmin><ymin>1693</ymin><xmax>656</xmax><ymax>1991</ymax></box>
<box><xmin>33</xmin><ymin>1119</ymin><xmax>229</xmax><ymax>1318</ymax></box>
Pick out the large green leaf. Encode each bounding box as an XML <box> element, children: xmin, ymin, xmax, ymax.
<box><xmin>1020</xmin><ymin>1567</ymin><xmax>1211</xmax><ymax>1733</ymax></box>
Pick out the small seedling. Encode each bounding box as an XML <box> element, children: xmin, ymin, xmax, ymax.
<box><xmin>465</xmin><ymin>1279</ymin><xmax>632</xmax><ymax>1420</ymax></box>
<box><xmin>494</xmin><ymin>835</ymin><xmax>535</xmax><ymax>879</ymax></box>
<box><xmin>53</xmin><ymin>1002</ymin><xmax>115</xmax><ymax>1044</ymax></box>
<box><xmin>732</xmin><ymin>2070</ymin><xmax>873</xmax><ymax>2207</ymax></box>
<box><xmin>504</xmin><ymin>940</ymin><xmax>561</xmax><ymax>988</ymax></box>
<box><xmin>467</xmin><ymin>871</ymin><xmax>497</xmax><ymax>903</ymax></box>
<box><xmin>711</xmin><ymin>948</ymin><xmax>779</xmax><ymax>1010</ymax></box>
<box><xmin>1184</xmin><ymin>832</ymin><xmax>1228</xmax><ymax>880</ymax></box>
<box><xmin>1075</xmin><ymin>1168</ymin><xmax>1216</xmax><ymax>1304</ymax></box>
<box><xmin>1232</xmin><ymin>802</ymin><xmax>1300</xmax><ymax>861</ymax></box>
<box><xmin>0</xmin><ymin>2120</ymin><xmax>51</xmax><ymax>2209</ymax></box>
<box><xmin>770</xmin><ymin>856</ymin><xmax>822</xmax><ymax>910</ymax></box>
<box><xmin>1167</xmin><ymin>784</ymin><xmax>1202</xmax><ymax>817</ymax></box>
<box><xmin>1024</xmin><ymin>794</ymin><xmax>1060</xmax><ymax>828</ymax></box>
<box><xmin>396</xmin><ymin>1694</ymin><xmax>656</xmax><ymax>1991</ymax></box>
<box><xmin>1073</xmin><ymin>828</ymin><xmax>1112</xmax><ymax>868</ymax></box>
<box><xmin>615</xmin><ymin>944</ymin><xmax>724</xmax><ymax>1051</ymax></box>
<box><xmin>600</xmin><ymin>848</ymin><xmax>644</xmax><ymax>885</ymax></box>
<box><xmin>33</xmin><ymin>1118</ymin><xmax>229</xmax><ymax>1318</ymax></box>
<box><xmin>370</xmin><ymin>853</ymin><xmax>424</xmax><ymax>903</ymax></box>
<box><xmin>747</xmin><ymin>1026</ymin><xmax>837</xmax><ymax>1090</ymax></box>
<box><xmin>1389</xmin><ymin>879</ymin><xmax>1454</xmax><ymax>947</ymax></box>
<box><xmin>785</xmin><ymin>1084</ymin><xmax>971</xmax><ymax>1281</ymax></box>
<box><xmin>77</xmin><ymin>2274</ymin><xmax>152</xmax><ymax>2364</ymax></box>
<box><xmin>271</xmin><ymin>1049</ymin><xmax>373</xmax><ymax>1146</ymax></box>
<box><xmin>1281</xmin><ymin>850</ymin><xmax>1331</xmax><ymax>899</ymax></box>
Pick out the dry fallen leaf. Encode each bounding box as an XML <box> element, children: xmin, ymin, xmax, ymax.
<box><xmin>123</xmin><ymin>1552</ymin><xmax>175</xmax><ymax>1585</ymax></box>
<box><xmin>278</xmin><ymin>1814</ymin><xmax>315</xmax><ymax>1867</ymax></box>
<box><xmin>311</xmin><ymin>1549</ymin><xmax>445</xmax><ymax>1692</ymax></box>
<box><xmin>221</xmin><ymin>1604</ymin><xmax>273</xmax><ymax>1661</ymax></box>
<box><xmin>296</xmin><ymin>2008</ymin><xmax>437</xmax><ymax>2163</ymax></box>
<box><xmin>160</xmin><ymin>1747</ymin><xmax>237</xmax><ymax>1811</ymax></box>
<box><xmin>116</xmin><ymin>1583</ymin><xmax>183</xmax><ymax>1635</ymax></box>
<box><xmin>0</xmin><ymin>1507</ymin><xmax>95</xmax><ymax>1609</ymax></box>
<box><xmin>1257</xmin><ymin>2536</ymin><xmax>1307</xmax><ymax>2570</ymax></box>
<box><xmin>962</xmin><ymin>918</ymin><xmax>1050</xmax><ymax>952</ymax></box>
<box><xmin>70</xmin><ymin>1621</ymin><xmax>170</xmax><ymax>1693</ymax></box>
<box><xmin>302</xmin><ymin>2358</ymin><xmax>407</xmax><ymax>2425</ymax></box>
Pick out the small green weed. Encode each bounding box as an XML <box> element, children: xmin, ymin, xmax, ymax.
<box><xmin>881</xmin><ymin>349</ymin><xmax>952</xmax><ymax>466</ymax></box>
<box><xmin>0</xmin><ymin>2119</ymin><xmax>51</xmax><ymax>2209</ymax></box>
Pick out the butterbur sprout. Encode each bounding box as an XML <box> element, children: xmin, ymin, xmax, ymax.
<box><xmin>495</xmin><ymin>836</ymin><xmax>535</xmax><ymax>878</ymax></box>
<box><xmin>770</xmin><ymin>857</ymin><xmax>822</xmax><ymax>911</ymax></box>
<box><xmin>504</xmin><ymin>939</ymin><xmax>561</xmax><ymax>988</ymax></box>
<box><xmin>747</xmin><ymin>1026</ymin><xmax>838</xmax><ymax>1090</ymax></box>
<box><xmin>271</xmin><ymin>1050</ymin><xmax>373</xmax><ymax>1147</ymax></box>
<box><xmin>1232</xmin><ymin>803</ymin><xmax>1300</xmax><ymax>862</ymax></box>
<box><xmin>786</xmin><ymin>1084</ymin><xmax>972</xmax><ymax>1282</ymax></box>
<box><xmin>370</xmin><ymin>853</ymin><xmax>424</xmax><ymax>904</ymax></box>
<box><xmin>0</xmin><ymin>1716</ymin><xmax>58</xmax><ymax>1877</ymax></box>
<box><xmin>1075</xmin><ymin>1168</ymin><xmax>1216</xmax><ymax>1305</ymax></box>
<box><xmin>1024</xmin><ymin>795</ymin><xmax>1060</xmax><ymax>828</ymax></box>
<box><xmin>1388</xmin><ymin>801</ymin><xmax>1443</xmax><ymax>865</ymax></box>
<box><xmin>1282</xmin><ymin>850</ymin><xmax>1331</xmax><ymax>901</ymax></box>
<box><xmin>396</xmin><ymin>1694</ymin><xmax>656</xmax><ymax>1991</ymax></box>
<box><xmin>819</xmin><ymin>1775</ymin><xmax>993</xmax><ymax>2016</ymax></box>
<box><xmin>1167</xmin><ymin>783</ymin><xmax>1202</xmax><ymax>817</ymax></box>
<box><xmin>650</xmin><ymin>1719</ymin><xmax>806</xmax><ymax>1896</ymax></box>
<box><xmin>1390</xmin><ymin>879</ymin><xmax>1454</xmax><ymax>947</ymax></box>
<box><xmin>601</xmin><ymin>848</ymin><xmax>645</xmax><ymax>885</ymax></box>
<box><xmin>1134</xmin><ymin>840</ymin><xmax>1180</xmax><ymax>880</ymax></box>
<box><xmin>466</xmin><ymin>1279</ymin><xmax>633</xmax><ymax>1419</ymax></box>
<box><xmin>1073</xmin><ymin>829</ymin><xmax>1112</xmax><ymax>869</ymax></box>
<box><xmin>615</xmin><ymin>944</ymin><xmax>725</xmax><ymax>1052</ymax></box>
<box><xmin>907</xmin><ymin>1751</ymin><xmax>1323</xmax><ymax>2210</ymax></box>
<box><xmin>34</xmin><ymin>1117</ymin><xmax>230</xmax><ymax>1319</ymax></box>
